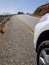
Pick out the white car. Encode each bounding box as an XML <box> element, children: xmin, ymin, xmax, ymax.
<box><xmin>34</xmin><ymin>13</ymin><xmax>49</xmax><ymax>65</ymax></box>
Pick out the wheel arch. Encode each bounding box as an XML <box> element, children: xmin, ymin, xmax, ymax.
<box><xmin>36</xmin><ymin>30</ymin><xmax>49</xmax><ymax>52</ymax></box>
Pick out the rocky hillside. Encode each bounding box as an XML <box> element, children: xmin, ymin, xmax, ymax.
<box><xmin>32</xmin><ymin>2</ymin><xmax>49</xmax><ymax>17</ymax></box>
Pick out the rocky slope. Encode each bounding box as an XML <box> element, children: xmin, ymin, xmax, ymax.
<box><xmin>32</xmin><ymin>2</ymin><xmax>49</xmax><ymax>17</ymax></box>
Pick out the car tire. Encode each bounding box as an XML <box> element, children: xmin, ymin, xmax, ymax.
<box><xmin>37</xmin><ymin>40</ymin><xmax>49</xmax><ymax>65</ymax></box>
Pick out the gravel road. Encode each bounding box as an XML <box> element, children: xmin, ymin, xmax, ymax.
<box><xmin>0</xmin><ymin>15</ymin><xmax>37</xmax><ymax>65</ymax></box>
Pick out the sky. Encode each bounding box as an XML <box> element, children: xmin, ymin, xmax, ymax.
<box><xmin>0</xmin><ymin>0</ymin><xmax>49</xmax><ymax>14</ymax></box>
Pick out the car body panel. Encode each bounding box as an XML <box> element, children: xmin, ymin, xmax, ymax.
<box><xmin>34</xmin><ymin>13</ymin><xmax>49</xmax><ymax>50</ymax></box>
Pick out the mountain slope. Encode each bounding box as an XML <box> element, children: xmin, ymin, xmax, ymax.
<box><xmin>32</xmin><ymin>2</ymin><xmax>49</xmax><ymax>17</ymax></box>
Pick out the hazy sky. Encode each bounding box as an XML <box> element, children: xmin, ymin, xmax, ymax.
<box><xmin>0</xmin><ymin>0</ymin><xmax>49</xmax><ymax>14</ymax></box>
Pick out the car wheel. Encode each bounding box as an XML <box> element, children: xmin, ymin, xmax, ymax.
<box><xmin>37</xmin><ymin>40</ymin><xmax>49</xmax><ymax>65</ymax></box>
